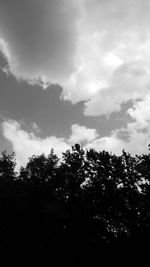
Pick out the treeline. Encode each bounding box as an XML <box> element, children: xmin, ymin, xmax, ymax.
<box><xmin>0</xmin><ymin>144</ymin><xmax>150</xmax><ymax>257</ymax></box>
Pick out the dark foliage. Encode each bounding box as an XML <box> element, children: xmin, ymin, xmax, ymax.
<box><xmin>0</xmin><ymin>145</ymin><xmax>150</xmax><ymax>260</ymax></box>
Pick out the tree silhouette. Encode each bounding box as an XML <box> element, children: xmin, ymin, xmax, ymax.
<box><xmin>0</xmin><ymin>145</ymin><xmax>150</xmax><ymax>257</ymax></box>
<box><xmin>0</xmin><ymin>151</ymin><xmax>16</xmax><ymax>182</ymax></box>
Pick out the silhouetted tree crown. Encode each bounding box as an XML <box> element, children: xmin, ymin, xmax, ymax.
<box><xmin>0</xmin><ymin>144</ymin><xmax>150</xmax><ymax>257</ymax></box>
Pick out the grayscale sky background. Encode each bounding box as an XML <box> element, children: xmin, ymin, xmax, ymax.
<box><xmin>0</xmin><ymin>0</ymin><xmax>150</xmax><ymax>169</ymax></box>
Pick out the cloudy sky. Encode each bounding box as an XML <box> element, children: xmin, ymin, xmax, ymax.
<box><xmin>0</xmin><ymin>0</ymin><xmax>150</xmax><ymax>169</ymax></box>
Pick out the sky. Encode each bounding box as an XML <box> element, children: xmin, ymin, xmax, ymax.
<box><xmin>0</xmin><ymin>0</ymin><xmax>150</xmax><ymax>170</ymax></box>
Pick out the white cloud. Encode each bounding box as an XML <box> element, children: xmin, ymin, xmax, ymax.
<box><xmin>2</xmin><ymin>120</ymin><xmax>70</xmax><ymax>170</ymax></box>
<box><xmin>1</xmin><ymin>0</ymin><xmax>150</xmax><ymax>166</ymax></box>
<box><xmin>84</xmin><ymin>60</ymin><xmax>150</xmax><ymax>116</ymax></box>
<box><xmin>61</xmin><ymin>0</ymin><xmax>150</xmax><ymax>117</ymax></box>
<box><xmin>128</xmin><ymin>96</ymin><xmax>150</xmax><ymax>129</ymax></box>
<box><xmin>85</xmin><ymin>129</ymin><xmax>150</xmax><ymax>156</ymax></box>
<box><xmin>2</xmin><ymin>115</ymin><xmax>150</xmax><ymax>172</ymax></box>
<box><xmin>91</xmin><ymin>95</ymin><xmax>150</xmax><ymax>155</ymax></box>
<box><xmin>85</xmin><ymin>133</ymin><xmax>125</xmax><ymax>155</ymax></box>
<box><xmin>0</xmin><ymin>0</ymin><xmax>150</xmax><ymax>118</ymax></box>
<box><xmin>83</xmin><ymin>93</ymin><xmax>150</xmax><ymax>156</ymax></box>
<box><xmin>2</xmin><ymin>120</ymin><xmax>99</xmax><ymax>170</ymax></box>
<box><xmin>68</xmin><ymin>123</ymin><xmax>99</xmax><ymax>144</ymax></box>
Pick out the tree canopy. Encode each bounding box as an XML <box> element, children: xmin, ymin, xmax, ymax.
<box><xmin>0</xmin><ymin>145</ymin><xmax>150</xmax><ymax>259</ymax></box>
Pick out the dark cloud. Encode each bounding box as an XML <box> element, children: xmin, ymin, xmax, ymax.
<box><xmin>0</xmin><ymin>50</ymin><xmax>7</xmax><ymax>69</ymax></box>
<box><xmin>0</xmin><ymin>0</ymin><xmax>79</xmax><ymax>82</ymax></box>
<box><xmin>0</xmin><ymin>65</ymin><xmax>126</xmax><ymax>147</ymax></box>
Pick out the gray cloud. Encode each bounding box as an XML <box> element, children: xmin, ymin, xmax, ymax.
<box><xmin>0</xmin><ymin>0</ymin><xmax>79</xmax><ymax>83</ymax></box>
<box><xmin>1</xmin><ymin>0</ymin><xmax>150</xmax><ymax>120</ymax></box>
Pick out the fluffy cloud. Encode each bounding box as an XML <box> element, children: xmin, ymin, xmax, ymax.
<box><xmin>1</xmin><ymin>0</ymin><xmax>150</xmax><ymax>166</ymax></box>
<box><xmin>68</xmin><ymin>123</ymin><xmax>99</xmax><ymax>144</ymax></box>
<box><xmin>85</xmin><ymin>129</ymin><xmax>150</xmax><ymax>156</ymax></box>
<box><xmin>84</xmin><ymin>61</ymin><xmax>150</xmax><ymax>116</ymax></box>
<box><xmin>2</xmin><ymin>114</ymin><xmax>150</xmax><ymax>172</ymax></box>
<box><xmin>127</xmin><ymin>96</ymin><xmax>150</xmax><ymax>129</ymax></box>
<box><xmin>0</xmin><ymin>0</ymin><xmax>150</xmax><ymax>118</ymax></box>
<box><xmin>62</xmin><ymin>0</ymin><xmax>150</xmax><ymax>117</ymax></box>
<box><xmin>73</xmin><ymin>94</ymin><xmax>150</xmax><ymax>156</ymax></box>
<box><xmin>92</xmin><ymin>95</ymin><xmax>150</xmax><ymax>155</ymax></box>
<box><xmin>85</xmin><ymin>133</ymin><xmax>125</xmax><ymax>155</ymax></box>
<box><xmin>2</xmin><ymin>120</ymin><xmax>99</xmax><ymax>170</ymax></box>
<box><xmin>2</xmin><ymin>120</ymin><xmax>70</xmax><ymax>169</ymax></box>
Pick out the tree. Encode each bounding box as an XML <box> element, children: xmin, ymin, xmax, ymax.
<box><xmin>1</xmin><ymin>145</ymin><xmax>150</xmax><ymax>255</ymax></box>
<box><xmin>19</xmin><ymin>150</ymin><xmax>59</xmax><ymax>185</ymax></box>
<box><xmin>0</xmin><ymin>151</ymin><xmax>16</xmax><ymax>182</ymax></box>
<box><xmin>56</xmin><ymin>144</ymin><xmax>86</xmax><ymax>202</ymax></box>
